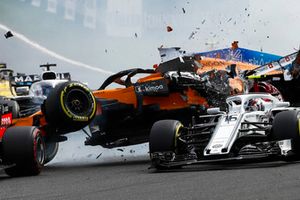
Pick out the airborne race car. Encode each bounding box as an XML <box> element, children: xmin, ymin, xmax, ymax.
<box><xmin>87</xmin><ymin>59</ymin><xmax>232</xmax><ymax>148</ymax></box>
<box><xmin>149</xmin><ymin>93</ymin><xmax>300</xmax><ymax>169</ymax></box>
<box><xmin>0</xmin><ymin>65</ymin><xmax>96</xmax><ymax>177</ymax></box>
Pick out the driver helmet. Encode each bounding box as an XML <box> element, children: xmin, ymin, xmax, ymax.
<box><xmin>29</xmin><ymin>82</ymin><xmax>54</xmax><ymax>98</ymax></box>
<box><xmin>245</xmin><ymin>98</ymin><xmax>264</xmax><ymax>111</ymax></box>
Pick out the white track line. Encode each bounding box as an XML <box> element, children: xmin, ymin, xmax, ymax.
<box><xmin>0</xmin><ymin>23</ymin><xmax>114</xmax><ymax>75</ymax></box>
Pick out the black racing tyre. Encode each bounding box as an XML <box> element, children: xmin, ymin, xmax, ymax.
<box><xmin>0</xmin><ymin>99</ymin><xmax>19</xmax><ymax>118</ymax></box>
<box><xmin>149</xmin><ymin>120</ymin><xmax>183</xmax><ymax>170</ymax></box>
<box><xmin>44</xmin><ymin>81</ymin><xmax>96</xmax><ymax>133</ymax></box>
<box><xmin>2</xmin><ymin>126</ymin><xmax>45</xmax><ymax>177</ymax></box>
<box><xmin>44</xmin><ymin>142</ymin><xmax>59</xmax><ymax>164</ymax></box>
<box><xmin>272</xmin><ymin>110</ymin><xmax>300</xmax><ymax>160</ymax></box>
<box><xmin>272</xmin><ymin>110</ymin><xmax>300</xmax><ymax>141</ymax></box>
<box><xmin>149</xmin><ymin>120</ymin><xmax>183</xmax><ymax>153</ymax></box>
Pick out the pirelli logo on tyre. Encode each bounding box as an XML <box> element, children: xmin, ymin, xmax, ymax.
<box><xmin>60</xmin><ymin>82</ymin><xmax>96</xmax><ymax>122</ymax></box>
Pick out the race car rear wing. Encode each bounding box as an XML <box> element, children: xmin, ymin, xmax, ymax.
<box><xmin>11</xmin><ymin>72</ymin><xmax>71</xmax><ymax>96</ymax></box>
<box><xmin>12</xmin><ymin>72</ymin><xmax>71</xmax><ymax>86</ymax></box>
<box><xmin>12</xmin><ymin>74</ymin><xmax>41</xmax><ymax>87</ymax></box>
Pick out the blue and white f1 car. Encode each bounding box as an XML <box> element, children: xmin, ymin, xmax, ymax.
<box><xmin>149</xmin><ymin>93</ymin><xmax>300</xmax><ymax>169</ymax></box>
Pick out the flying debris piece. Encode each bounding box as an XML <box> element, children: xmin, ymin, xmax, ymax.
<box><xmin>201</xmin><ymin>19</ymin><xmax>206</xmax><ymax>24</ymax></box>
<box><xmin>96</xmin><ymin>153</ymin><xmax>102</xmax><ymax>159</ymax></box>
<box><xmin>105</xmin><ymin>49</ymin><xmax>108</xmax><ymax>53</ymax></box>
<box><xmin>134</xmin><ymin>33</ymin><xmax>138</xmax><ymax>38</ymax></box>
<box><xmin>234</xmin><ymin>21</ymin><xmax>237</xmax><ymax>25</ymax></box>
<box><xmin>245</xmin><ymin>8</ymin><xmax>248</xmax><ymax>11</ymax></box>
<box><xmin>167</xmin><ymin>26</ymin><xmax>173</xmax><ymax>32</ymax></box>
<box><xmin>129</xmin><ymin>149</ymin><xmax>135</xmax><ymax>154</ymax></box>
<box><xmin>196</xmin><ymin>27</ymin><xmax>200</xmax><ymax>30</ymax></box>
<box><xmin>247</xmin><ymin>14</ymin><xmax>250</xmax><ymax>17</ymax></box>
<box><xmin>231</xmin><ymin>41</ymin><xmax>239</xmax><ymax>49</ymax></box>
<box><xmin>267</xmin><ymin>36</ymin><xmax>270</xmax><ymax>38</ymax></box>
<box><xmin>182</xmin><ymin>8</ymin><xmax>186</xmax><ymax>13</ymax></box>
<box><xmin>188</xmin><ymin>31</ymin><xmax>196</xmax><ymax>39</ymax></box>
<box><xmin>4</xmin><ymin>31</ymin><xmax>13</xmax><ymax>38</ymax></box>
<box><xmin>117</xmin><ymin>148</ymin><xmax>124</xmax><ymax>152</ymax></box>
<box><xmin>294</xmin><ymin>50</ymin><xmax>300</xmax><ymax>64</ymax></box>
<box><xmin>227</xmin><ymin>18</ymin><xmax>232</xmax><ymax>22</ymax></box>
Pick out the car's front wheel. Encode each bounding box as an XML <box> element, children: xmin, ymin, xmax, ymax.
<box><xmin>272</xmin><ymin>110</ymin><xmax>300</xmax><ymax>160</ymax></box>
<box><xmin>149</xmin><ymin>120</ymin><xmax>183</xmax><ymax>169</ymax></box>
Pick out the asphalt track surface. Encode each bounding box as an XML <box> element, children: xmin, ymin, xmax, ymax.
<box><xmin>1</xmin><ymin>159</ymin><xmax>300</xmax><ymax>200</ymax></box>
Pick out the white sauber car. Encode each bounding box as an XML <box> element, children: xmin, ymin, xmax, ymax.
<box><xmin>149</xmin><ymin>93</ymin><xmax>300</xmax><ymax>169</ymax></box>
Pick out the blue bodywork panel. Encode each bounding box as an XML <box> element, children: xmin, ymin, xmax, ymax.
<box><xmin>196</xmin><ymin>48</ymin><xmax>282</xmax><ymax>66</ymax></box>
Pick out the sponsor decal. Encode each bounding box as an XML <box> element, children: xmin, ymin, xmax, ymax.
<box><xmin>136</xmin><ymin>79</ymin><xmax>169</xmax><ymax>96</ymax></box>
<box><xmin>144</xmin><ymin>84</ymin><xmax>164</xmax><ymax>93</ymax></box>
<box><xmin>14</xmin><ymin>75</ymin><xmax>41</xmax><ymax>83</ymax></box>
<box><xmin>225</xmin><ymin>115</ymin><xmax>237</xmax><ymax>122</ymax></box>
<box><xmin>212</xmin><ymin>144</ymin><xmax>222</xmax><ymax>148</ymax></box>
<box><xmin>1</xmin><ymin>113</ymin><xmax>12</xmax><ymax>126</ymax></box>
<box><xmin>56</xmin><ymin>73</ymin><xmax>71</xmax><ymax>80</ymax></box>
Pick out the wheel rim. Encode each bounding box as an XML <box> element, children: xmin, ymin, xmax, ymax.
<box><xmin>36</xmin><ymin>137</ymin><xmax>45</xmax><ymax>165</ymax></box>
<box><xmin>65</xmin><ymin>89</ymin><xmax>91</xmax><ymax>116</ymax></box>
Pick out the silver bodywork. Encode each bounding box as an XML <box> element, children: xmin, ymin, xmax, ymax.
<box><xmin>204</xmin><ymin>93</ymin><xmax>297</xmax><ymax>157</ymax></box>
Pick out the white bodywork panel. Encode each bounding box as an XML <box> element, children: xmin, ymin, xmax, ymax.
<box><xmin>203</xmin><ymin>93</ymin><xmax>295</xmax><ymax>156</ymax></box>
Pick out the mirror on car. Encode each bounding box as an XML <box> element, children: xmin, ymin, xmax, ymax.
<box><xmin>274</xmin><ymin>102</ymin><xmax>290</xmax><ymax>108</ymax></box>
<box><xmin>15</xmin><ymin>86</ymin><xmax>30</xmax><ymax>96</ymax></box>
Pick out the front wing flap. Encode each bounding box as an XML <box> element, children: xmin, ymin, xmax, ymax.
<box><xmin>150</xmin><ymin>153</ymin><xmax>276</xmax><ymax>169</ymax></box>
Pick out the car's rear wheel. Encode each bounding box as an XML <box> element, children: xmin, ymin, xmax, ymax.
<box><xmin>2</xmin><ymin>126</ymin><xmax>45</xmax><ymax>177</ymax></box>
<box><xmin>149</xmin><ymin>120</ymin><xmax>182</xmax><ymax>169</ymax></box>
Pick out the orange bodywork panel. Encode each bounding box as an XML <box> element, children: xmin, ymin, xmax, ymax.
<box><xmin>94</xmin><ymin>87</ymin><xmax>208</xmax><ymax>110</ymax></box>
<box><xmin>93</xmin><ymin>74</ymin><xmax>209</xmax><ymax>110</ymax></box>
<box><xmin>143</xmin><ymin>90</ymin><xmax>207</xmax><ymax>110</ymax></box>
<box><xmin>197</xmin><ymin>57</ymin><xmax>282</xmax><ymax>75</ymax></box>
<box><xmin>93</xmin><ymin>87</ymin><xmax>137</xmax><ymax>107</ymax></box>
<box><xmin>12</xmin><ymin>111</ymin><xmax>46</xmax><ymax>127</ymax></box>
